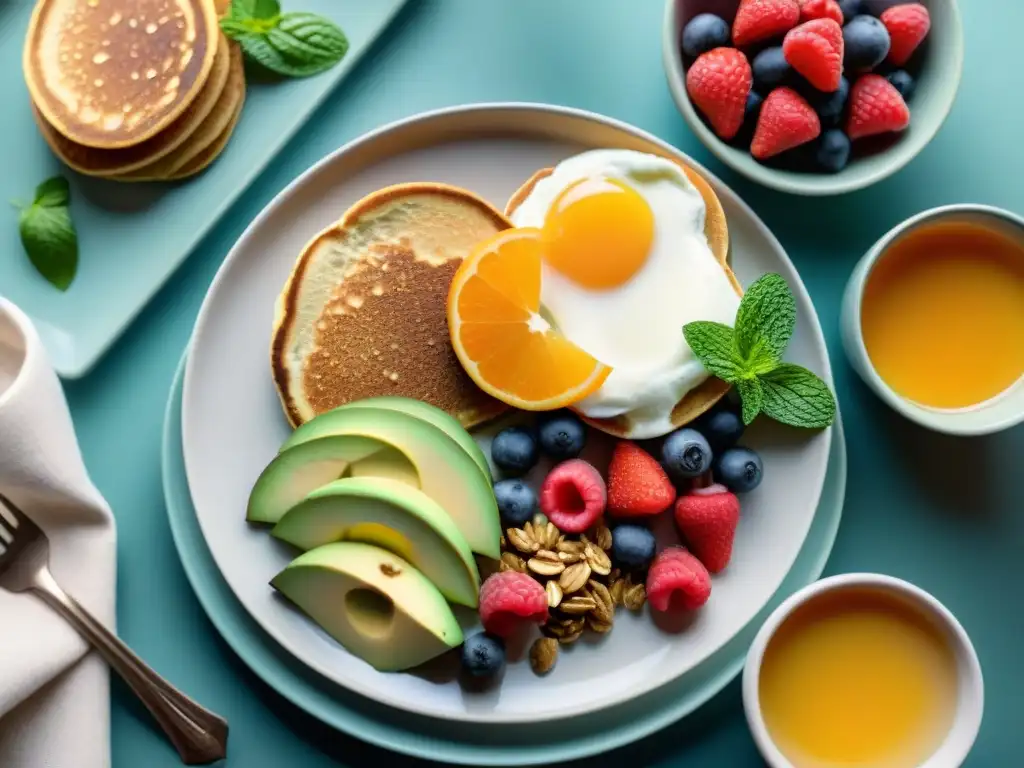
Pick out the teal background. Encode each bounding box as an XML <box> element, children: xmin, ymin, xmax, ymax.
<box><xmin>55</xmin><ymin>0</ymin><xmax>1022</xmax><ymax>765</ymax></box>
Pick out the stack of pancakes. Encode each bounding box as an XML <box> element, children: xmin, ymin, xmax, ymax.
<box><xmin>23</xmin><ymin>0</ymin><xmax>245</xmax><ymax>182</ymax></box>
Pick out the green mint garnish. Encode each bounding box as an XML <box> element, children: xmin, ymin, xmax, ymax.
<box><xmin>683</xmin><ymin>273</ymin><xmax>836</xmax><ymax>429</ymax></box>
<box><xmin>13</xmin><ymin>176</ymin><xmax>78</xmax><ymax>292</ymax></box>
<box><xmin>221</xmin><ymin>0</ymin><xmax>349</xmax><ymax>78</ymax></box>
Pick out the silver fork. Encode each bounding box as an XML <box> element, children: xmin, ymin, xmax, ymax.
<box><xmin>0</xmin><ymin>493</ymin><xmax>228</xmax><ymax>765</ymax></box>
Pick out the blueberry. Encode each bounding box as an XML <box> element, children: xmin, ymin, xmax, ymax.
<box><xmin>810</xmin><ymin>76</ymin><xmax>850</xmax><ymax>127</ymax></box>
<box><xmin>491</xmin><ymin>427</ymin><xmax>538</xmax><ymax>476</ymax></box>
<box><xmin>662</xmin><ymin>428</ymin><xmax>713</xmax><ymax>480</ymax></box>
<box><xmin>714</xmin><ymin>447</ymin><xmax>764</xmax><ymax>494</ymax></box>
<box><xmin>837</xmin><ymin>0</ymin><xmax>863</xmax><ymax>24</ymax></box>
<box><xmin>815</xmin><ymin>129</ymin><xmax>852</xmax><ymax>173</ymax></box>
<box><xmin>843</xmin><ymin>15</ymin><xmax>890</xmax><ymax>71</ymax></box>
<box><xmin>461</xmin><ymin>633</ymin><xmax>506</xmax><ymax>678</ymax></box>
<box><xmin>611</xmin><ymin>525</ymin><xmax>657</xmax><ymax>571</ymax></box>
<box><xmin>493</xmin><ymin>479</ymin><xmax>537</xmax><ymax>527</ymax></box>
<box><xmin>537</xmin><ymin>411</ymin><xmax>587</xmax><ymax>460</ymax></box>
<box><xmin>681</xmin><ymin>13</ymin><xmax>730</xmax><ymax>58</ymax></box>
<box><xmin>887</xmin><ymin>69</ymin><xmax>916</xmax><ymax>102</ymax></box>
<box><xmin>698</xmin><ymin>408</ymin><xmax>745</xmax><ymax>453</ymax></box>
<box><xmin>733</xmin><ymin>91</ymin><xmax>764</xmax><ymax>147</ymax></box>
<box><xmin>745</xmin><ymin>91</ymin><xmax>764</xmax><ymax>123</ymax></box>
<box><xmin>752</xmin><ymin>47</ymin><xmax>791</xmax><ymax>91</ymax></box>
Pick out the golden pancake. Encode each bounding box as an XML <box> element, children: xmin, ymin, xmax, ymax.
<box><xmin>504</xmin><ymin>160</ymin><xmax>742</xmax><ymax>439</ymax></box>
<box><xmin>34</xmin><ymin>32</ymin><xmax>231</xmax><ymax>177</ymax></box>
<box><xmin>24</xmin><ymin>0</ymin><xmax>220</xmax><ymax>149</ymax></box>
<box><xmin>271</xmin><ymin>184</ymin><xmax>512</xmax><ymax>430</ymax></box>
<box><xmin>116</xmin><ymin>41</ymin><xmax>244</xmax><ymax>180</ymax></box>
<box><xmin>167</xmin><ymin>72</ymin><xmax>244</xmax><ymax>179</ymax></box>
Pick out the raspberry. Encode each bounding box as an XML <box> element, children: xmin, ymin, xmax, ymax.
<box><xmin>783</xmin><ymin>19</ymin><xmax>844</xmax><ymax>92</ymax></box>
<box><xmin>799</xmin><ymin>0</ymin><xmax>843</xmax><ymax>25</ymax></box>
<box><xmin>539</xmin><ymin>459</ymin><xmax>606</xmax><ymax>533</ymax></box>
<box><xmin>846</xmin><ymin>74</ymin><xmax>910</xmax><ymax>140</ymax></box>
<box><xmin>673</xmin><ymin>484</ymin><xmax>740</xmax><ymax>574</ymax></box>
<box><xmin>606</xmin><ymin>441</ymin><xmax>676</xmax><ymax>518</ymax></box>
<box><xmin>732</xmin><ymin>0</ymin><xmax>800</xmax><ymax>47</ymax></box>
<box><xmin>881</xmin><ymin>3</ymin><xmax>930</xmax><ymax>67</ymax></box>
<box><xmin>751</xmin><ymin>87</ymin><xmax>821</xmax><ymax>160</ymax></box>
<box><xmin>478</xmin><ymin>572</ymin><xmax>548</xmax><ymax>638</ymax></box>
<box><xmin>686</xmin><ymin>47</ymin><xmax>752</xmax><ymax>141</ymax></box>
<box><xmin>646</xmin><ymin>547</ymin><xmax>712</xmax><ymax>612</ymax></box>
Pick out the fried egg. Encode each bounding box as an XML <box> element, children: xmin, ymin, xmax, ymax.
<box><xmin>509</xmin><ymin>149</ymin><xmax>741</xmax><ymax>438</ymax></box>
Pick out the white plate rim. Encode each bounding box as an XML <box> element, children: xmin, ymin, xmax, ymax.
<box><xmin>181</xmin><ymin>101</ymin><xmax>834</xmax><ymax>723</ymax></box>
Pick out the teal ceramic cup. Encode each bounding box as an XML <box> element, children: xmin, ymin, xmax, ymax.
<box><xmin>840</xmin><ymin>205</ymin><xmax>1024</xmax><ymax>436</ymax></box>
<box><xmin>662</xmin><ymin>0</ymin><xmax>964</xmax><ymax>196</ymax></box>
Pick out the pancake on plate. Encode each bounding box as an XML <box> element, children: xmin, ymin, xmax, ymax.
<box><xmin>504</xmin><ymin>151</ymin><xmax>742</xmax><ymax>440</ymax></box>
<box><xmin>24</xmin><ymin>0</ymin><xmax>220</xmax><ymax>149</ymax></box>
<box><xmin>116</xmin><ymin>41</ymin><xmax>245</xmax><ymax>180</ymax></box>
<box><xmin>271</xmin><ymin>184</ymin><xmax>512</xmax><ymax>430</ymax></box>
<box><xmin>32</xmin><ymin>31</ymin><xmax>231</xmax><ymax>177</ymax></box>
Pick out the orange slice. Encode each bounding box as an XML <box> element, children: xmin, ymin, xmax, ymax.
<box><xmin>447</xmin><ymin>228</ymin><xmax>612</xmax><ymax>410</ymax></box>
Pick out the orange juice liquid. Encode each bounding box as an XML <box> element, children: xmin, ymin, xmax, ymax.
<box><xmin>759</xmin><ymin>589</ymin><xmax>959</xmax><ymax>768</ymax></box>
<box><xmin>861</xmin><ymin>221</ymin><xmax>1024</xmax><ymax>409</ymax></box>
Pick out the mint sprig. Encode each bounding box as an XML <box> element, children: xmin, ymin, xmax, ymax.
<box><xmin>12</xmin><ymin>176</ymin><xmax>78</xmax><ymax>292</ymax></box>
<box><xmin>683</xmin><ymin>273</ymin><xmax>836</xmax><ymax>429</ymax></box>
<box><xmin>221</xmin><ymin>0</ymin><xmax>349</xmax><ymax>78</ymax></box>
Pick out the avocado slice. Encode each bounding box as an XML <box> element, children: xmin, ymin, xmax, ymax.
<box><xmin>246</xmin><ymin>435</ymin><xmax>382</xmax><ymax>524</ymax></box>
<box><xmin>286</xmin><ymin>396</ymin><xmax>492</xmax><ymax>483</ymax></box>
<box><xmin>271</xmin><ymin>542</ymin><xmax>464</xmax><ymax>672</ymax></box>
<box><xmin>250</xmin><ymin>407</ymin><xmax>501</xmax><ymax>558</ymax></box>
<box><xmin>348</xmin><ymin>447</ymin><xmax>419</xmax><ymax>487</ymax></box>
<box><xmin>272</xmin><ymin>477</ymin><xmax>480</xmax><ymax>607</ymax></box>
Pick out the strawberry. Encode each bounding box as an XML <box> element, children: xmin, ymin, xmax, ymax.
<box><xmin>799</xmin><ymin>0</ymin><xmax>843</xmax><ymax>25</ymax></box>
<box><xmin>751</xmin><ymin>87</ymin><xmax>821</xmax><ymax>160</ymax></box>
<box><xmin>673</xmin><ymin>484</ymin><xmax>740</xmax><ymax>574</ymax></box>
<box><xmin>732</xmin><ymin>0</ymin><xmax>800</xmax><ymax>47</ymax></box>
<box><xmin>846</xmin><ymin>74</ymin><xmax>910</xmax><ymax>140</ymax></box>
<box><xmin>606</xmin><ymin>441</ymin><xmax>676</xmax><ymax>517</ymax></box>
<box><xmin>881</xmin><ymin>3</ymin><xmax>931</xmax><ymax>67</ymax></box>
<box><xmin>783</xmin><ymin>19</ymin><xmax>844</xmax><ymax>92</ymax></box>
<box><xmin>686</xmin><ymin>48</ymin><xmax>752</xmax><ymax>141</ymax></box>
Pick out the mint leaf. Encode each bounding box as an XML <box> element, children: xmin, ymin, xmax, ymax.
<box><xmin>221</xmin><ymin>14</ymin><xmax>276</xmax><ymax>37</ymax></box>
<box><xmin>34</xmin><ymin>176</ymin><xmax>70</xmax><ymax>208</ymax></box>
<box><xmin>736</xmin><ymin>378</ymin><xmax>764</xmax><ymax>425</ymax></box>
<box><xmin>683</xmin><ymin>321</ymin><xmax>743</xmax><ymax>382</ymax></box>
<box><xmin>759</xmin><ymin>364</ymin><xmax>836</xmax><ymax>429</ymax></box>
<box><xmin>229</xmin><ymin>0</ymin><xmax>280</xmax><ymax>20</ymax></box>
<box><xmin>225</xmin><ymin>11</ymin><xmax>348</xmax><ymax>78</ymax></box>
<box><xmin>18</xmin><ymin>194</ymin><xmax>78</xmax><ymax>291</ymax></box>
<box><xmin>269</xmin><ymin>13</ymin><xmax>349</xmax><ymax>75</ymax></box>
<box><xmin>735</xmin><ymin>273</ymin><xmax>796</xmax><ymax>365</ymax></box>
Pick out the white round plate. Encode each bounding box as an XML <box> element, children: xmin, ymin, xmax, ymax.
<box><xmin>181</xmin><ymin>103</ymin><xmax>833</xmax><ymax>725</ymax></box>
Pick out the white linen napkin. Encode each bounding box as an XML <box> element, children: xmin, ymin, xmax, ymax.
<box><xmin>0</xmin><ymin>297</ymin><xmax>117</xmax><ymax>768</ymax></box>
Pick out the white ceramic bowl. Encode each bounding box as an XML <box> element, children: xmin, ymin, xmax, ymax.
<box><xmin>743</xmin><ymin>573</ymin><xmax>984</xmax><ymax>768</ymax></box>
<box><xmin>662</xmin><ymin>0</ymin><xmax>964</xmax><ymax>196</ymax></box>
<box><xmin>841</xmin><ymin>204</ymin><xmax>1024</xmax><ymax>436</ymax></box>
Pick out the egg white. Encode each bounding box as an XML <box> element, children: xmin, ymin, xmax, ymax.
<box><xmin>510</xmin><ymin>149</ymin><xmax>740</xmax><ymax>438</ymax></box>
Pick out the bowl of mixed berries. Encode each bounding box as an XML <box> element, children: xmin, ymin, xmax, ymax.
<box><xmin>663</xmin><ymin>0</ymin><xmax>963</xmax><ymax>194</ymax></box>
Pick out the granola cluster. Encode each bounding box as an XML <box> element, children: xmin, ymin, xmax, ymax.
<box><xmin>498</xmin><ymin>517</ymin><xmax>647</xmax><ymax>675</ymax></box>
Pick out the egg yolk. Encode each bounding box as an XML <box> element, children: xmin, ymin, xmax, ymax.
<box><xmin>540</xmin><ymin>176</ymin><xmax>654</xmax><ymax>290</ymax></box>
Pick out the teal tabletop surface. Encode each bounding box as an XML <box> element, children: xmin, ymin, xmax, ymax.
<box><xmin>57</xmin><ymin>1</ymin><xmax>1023</xmax><ymax>765</ymax></box>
